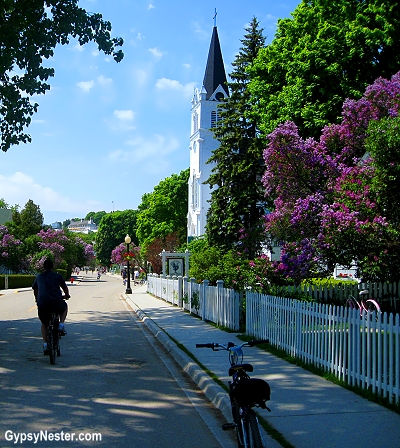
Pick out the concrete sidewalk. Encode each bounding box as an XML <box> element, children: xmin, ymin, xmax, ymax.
<box><xmin>124</xmin><ymin>286</ymin><xmax>400</xmax><ymax>448</ymax></box>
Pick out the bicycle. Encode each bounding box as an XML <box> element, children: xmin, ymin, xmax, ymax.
<box><xmin>46</xmin><ymin>295</ymin><xmax>69</xmax><ymax>365</ymax></box>
<box><xmin>347</xmin><ymin>289</ymin><xmax>381</xmax><ymax>320</ymax></box>
<box><xmin>196</xmin><ymin>340</ymin><xmax>270</xmax><ymax>448</ymax></box>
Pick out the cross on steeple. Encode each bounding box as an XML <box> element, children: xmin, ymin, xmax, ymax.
<box><xmin>213</xmin><ymin>8</ymin><xmax>217</xmax><ymax>27</ymax></box>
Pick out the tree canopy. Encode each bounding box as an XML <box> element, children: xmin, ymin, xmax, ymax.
<box><xmin>261</xmin><ymin>71</ymin><xmax>400</xmax><ymax>281</ymax></box>
<box><xmin>0</xmin><ymin>0</ymin><xmax>123</xmax><ymax>152</ymax></box>
<box><xmin>95</xmin><ymin>210</ymin><xmax>138</xmax><ymax>265</ymax></box>
<box><xmin>136</xmin><ymin>168</ymin><xmax>189</xmax><ymax>251</ymax></box>
<box><xmin>206</xmin><ymin>18</ymin><xmax>267</xmax><ymax>257</ymax></box>
<box><xmin>248</xmin><ymin>0</ymin><xmax>400</xmax><ymax>138</ymax></box>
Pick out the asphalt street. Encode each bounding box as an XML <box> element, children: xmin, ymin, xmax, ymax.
<box><xmin>0</xmin><ymin>273</ymin><xmax>236</xmax><ymax>448</ymax></box>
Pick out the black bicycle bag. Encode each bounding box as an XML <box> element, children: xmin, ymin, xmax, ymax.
<box><xmin>231</xmin><ymin>378</ymin><xmax>271</xmax><ymax>409</ymax></box>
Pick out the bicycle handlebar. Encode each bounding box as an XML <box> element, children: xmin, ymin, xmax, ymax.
<box><xmin>196</xmin><ymin>340</ymin><xmax>269</xmax><ymax>350</ymax></box>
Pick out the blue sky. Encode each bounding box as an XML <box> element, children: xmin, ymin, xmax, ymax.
<box><xmin>1</xmin><ymin>0</ymin><xmax>301</xmax><ymax>224</ymax></box>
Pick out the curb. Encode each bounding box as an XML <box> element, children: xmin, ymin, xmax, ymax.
<box><xmin>125</xmin><ymin>295</ymin><xmax>233</xmax><ymax>422</ymax></box>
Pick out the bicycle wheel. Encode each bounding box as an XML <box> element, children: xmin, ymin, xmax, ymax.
<box><xmin>365</xmin><ymin>299</ymin><xmax>382</xmax><ymax>322</ymax></box>
<box><xmin>231</xmin><ymin>399</ymin><xmax>245</xmax><ymax>448</ymax></box>
<box><xmin>48</xmin><ymin>325</ymin><xmax>56</xmax><ymax>365</ymax></box>
<box><xmin>245</xmin><ymin>409</ymin><xmax>264</xmax><ymax>448</ymax></box>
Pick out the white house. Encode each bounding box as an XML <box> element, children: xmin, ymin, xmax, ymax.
<box><xmin>67</xmin><ymin>218</ymin><xmax>98</xmax><ymax>234</ymax></box>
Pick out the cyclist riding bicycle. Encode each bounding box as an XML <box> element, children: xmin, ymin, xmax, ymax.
<box><xmin>32</xmin><ymin>258</ymin><xmax>70</xmax><ymax>355</ymax></box>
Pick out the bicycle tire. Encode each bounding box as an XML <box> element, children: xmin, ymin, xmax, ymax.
<box><xmin>48</xmin><ymin>326</ymin><xmax>56</xmax><ymax>365</ymax></box>
<box><xmin>245</xmin><ymin>409</ymin><xmax>264</xmax><ymax>448</ymax></box>
<box><xmin>231</xmin><ymin>399</ymin><xmax>245</xmax><ymax>448</ymax></box>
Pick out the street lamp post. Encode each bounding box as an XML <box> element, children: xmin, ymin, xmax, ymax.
<box><xmin>125</xmin><ymin>234</ymin><xmax>132</xmax><ymax>294</ymax></box>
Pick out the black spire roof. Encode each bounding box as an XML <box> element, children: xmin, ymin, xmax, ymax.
<box><xmin>203</xmin><ymin>27</ymin><xmax>229</xmax><ymax>100</ymax></box>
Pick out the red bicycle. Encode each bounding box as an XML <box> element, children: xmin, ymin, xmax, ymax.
<box><xmin>347</xmin><ymin>290</ymin><xmax>381</xmax><ymax>320</ymax></box>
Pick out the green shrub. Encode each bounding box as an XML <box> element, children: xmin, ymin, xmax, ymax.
<box><xmin>56</xmin><ymin>269</ymin><xmax>68</xmax><ymax>280</ymax></box>
<box><xmin>0</xmin><ymin>275</ymin><xmax>36</xmax><ymax>290</ymax></box>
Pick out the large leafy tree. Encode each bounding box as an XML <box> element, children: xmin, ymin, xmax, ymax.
<box><xmin>1</xmin><ymin>0</ymin><xmax>123</xmax><ymax>152</ymax></box>
<box><xmin>249</xmin><ymin>0</ymin><xmax>400</xmax><ymax>139</ymax></box>
<box><xmin>95</xmin><ymin>210</ymin><xmax>138</xmax><ymax>265</ymax></box>
<box><xmin>206</xmin><ymin>18</ymin><xmax>267</xmax><ymax>257</ymax></box>
<box><xmin>0</xmin><ymin>225</ymin><xmax>23</xmax><ymax>272</ymax></box>
<box><xmin>136</xmin><ymin>168</ymin><xmax>189</xmax><ymax>251</ymax></box>
<box><xmin>261</xmin><ymin>71</ymin><xmax>400</xmax><ymax>281</ymax></box>
<box><xmin>8</xmin><ymin>199</ymin><xmax>44</xmax><ymax>239</ymax></box>
<box><xmin>85</xmin><ymin>211</ymin><xmax>107</xmax><ymax>225</ymax></box>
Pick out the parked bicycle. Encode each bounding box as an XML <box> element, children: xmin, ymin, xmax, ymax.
<box><xmin>196</xmin><ymin>340</ymin><xmax>270</xmax><ymax>448</ymax></box>
<box><xmin>47</xmin><ymin>295</ymin><xmax>69</xmax><ymax>365</ymax></box>
<box><xmin>347</xmin><ymin>289</ymin><xmax>381</xmax><ymax>320</ymax></box>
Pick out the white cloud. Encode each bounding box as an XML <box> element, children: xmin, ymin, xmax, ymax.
<box><xmin>76</xmin><ymin>80</ymin><xmax>94</xmax><ymax>92</ymax></box>
<box><xmin>0</xmin><ymin>172</ymin><xmax>90</xmax><ymax>213</ymax></box>
<box><xmin>114</xmin><ymin>110</ymin><xmax>135</xmax><ymax>121</ymax></box>
<box><xmin>148</xmin><ymin>4</ymin><xmax>155</xmax><ymax>9</ymax></box>
<box><xmin>192</xmin><ymin>22</ymin><xmax>208</xmax><ymax>40</ymax></box>
<box><xmin>98</xmin><ymin>75</ymin><xmax>112</xmax><ymax>85</ymax></box>
<box><xmin>183</xmin><ymin>63</ymin><xmax>190</xmax><ymax>69</ymax></box>
<box><xmin>73</xmin><ymin>43</ymin><xmax>85</xmax><ymax>52</ymax></box>
<box><xmin>149</xmin><ymin>47</ymin><xmax>164</xmax><ymax>60</ymax></box>
<box><xmin>155</xmin><ymin>78</ymin><xmax>197</xmax><ymax>98</ymax></box>
<box><xmin>92</xmin><ymin>50</ymin><xmax>100</xmax><ymax>57</ymax></box>
<box><xmin>137</xmin><ymin>32</ymin><xmax>143</xmax><ymax>40</ymax></box>
<box><xmin>108</xmin><ymin>134</ymin><xmax>179</xmax><ymax>168</ymax></box>
<box><xmin>134</xmin><ymin>69</ymin><xmax>148</xmax><ymax>87</ymax></box>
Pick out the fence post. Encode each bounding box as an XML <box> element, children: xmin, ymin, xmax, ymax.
<box><xmin>5</xmin><ymin>275</ymin><xmax>8</xmax><ymax>290</ymax></box>
<box><xmin>190</xmin><ymin>278</ymin><xmax>196</xmax><ymax>312</ymax></box>
<box><xmin>178</xmin><ymin>276</ymin><xmax>183</xmax><ymax>308</ymax></box>
<box><xmin>201</xmin><ymin>280</ymin><xmax>209</xmax><ymax>321</ymax></box>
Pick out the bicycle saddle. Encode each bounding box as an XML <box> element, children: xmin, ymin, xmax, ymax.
<box><xmin>229</xmin><ymin>363</ymin><xmax>253</xmax><ymax>376</ymax></box>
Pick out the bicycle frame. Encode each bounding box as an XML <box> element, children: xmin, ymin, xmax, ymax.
<box><xmin>347</xmin><ymin>290</ymin><xmax>381</xmax><ymax>319</ymax></box>
<box><xmin>196</xmin><ymin>340</ymin><xmax>270</xmax><ymax>448</ymax></box>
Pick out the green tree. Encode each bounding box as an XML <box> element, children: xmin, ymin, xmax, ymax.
<box><xmin>85</xmin><ymin>211</ymin><xmax>107</xmax><ymax>225</ymax></box>
<box><xmin>136</xmin><ymin>169</ymin><xmax>189</xmax><ymax>250</ymax></box>
<box><xmin>366</xmin><ymin>115</ymin><xmax>400</xmax><ymax>225</ymax></box>
<box><xmin>95</xmin><ymin>210</ymin><xmax>138</xmax><ymax>265</ymax></box>
<box><xmin>8</xmin><ymin>199</ymin><xmax>43</xmax><ymax>239</ymax></box>
<box><xmin>1</xmin><ymin>0</ymin><xmax>123</xmax><ymax>152</ymax></box>
<box><xmin>249</xmin><ymin>0</ymin><xmax>400</xmax><ymax>138</ymax></box>
<box><xmin>206</xmin><ymin>18</ymin><xmax>267</xmax><ymax>257</ymax></box>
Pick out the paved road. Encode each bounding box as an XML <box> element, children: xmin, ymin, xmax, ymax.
<box><xmin>0</xmin><ymin>273</ymin><xmax>236</xmax><ymax>447</ymax></box>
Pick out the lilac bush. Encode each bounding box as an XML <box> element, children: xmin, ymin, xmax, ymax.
<box><xmin>0</xmin><ymin>225</ymin><xmax>22</xmax><ymax>271</ymax></box>
<box><xmin>260</xmin><ymin>71</ymin><xmax>400</xmax><ymax>281</ymax></box>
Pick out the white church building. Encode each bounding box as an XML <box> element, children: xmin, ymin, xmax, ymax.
<box><xmin>187</xmin><ymin>26</ymin><xmax>229</xmax><ymax>240</ymax></box>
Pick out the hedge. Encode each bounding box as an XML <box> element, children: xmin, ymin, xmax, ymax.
<box><xmin>0</xmin><ymin>275</ymin><xmax>36</xmax><ymax>290</ymax></box>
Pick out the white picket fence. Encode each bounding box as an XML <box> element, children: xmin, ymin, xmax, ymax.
<box><xmin>147</xmin><ymin>274</ymin><xmax>240</xmax><ymax>331</ymax></box>
<box><xmin>147</xmin><ymin>275</ymin><xmax>400</xmax><ymax>404</ymax></box>
<box><xmin>246</xmin><ymin>292</ymin><xmax>400</xmax><ymax>405</ymax></box>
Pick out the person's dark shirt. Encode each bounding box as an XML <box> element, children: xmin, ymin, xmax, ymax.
<box><xmin>32</xmin><ymin>270</ymin><xmax>67</xmax><ymax>307</ymax></box>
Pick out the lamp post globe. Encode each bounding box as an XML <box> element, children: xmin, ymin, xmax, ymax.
<box><xmin>125</xmin><ymin>234</ymin><xmax>132</xmax><ymax>294</ymax></box>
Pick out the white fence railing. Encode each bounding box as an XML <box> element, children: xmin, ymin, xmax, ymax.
<box><xmin>246</xmin><ymin>292</ymin><xmax>400</xmax><ymax>405</ymax></box>
<box><xmin>147</xmin><ymin>275</ymin><xmax>240</xmax><ymax>331</ymax></box>
<box><xmin>281</xmin><ymin>282</ymin><xmax>399</xmax><ymax>313</ymax></box>
<box><xmin>147</xmin><ymin>275</ymin><xmax>400</xmax><ymax>404</ymax></box>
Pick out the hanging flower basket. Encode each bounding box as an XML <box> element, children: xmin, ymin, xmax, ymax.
<box><xmin>123</xmin><ymin>252</ymin><xmax>136</xmax><ymax>262</ymax></box>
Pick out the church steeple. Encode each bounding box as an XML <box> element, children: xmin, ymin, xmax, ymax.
<box><xmin>202</xmin><ymin>27</ymin><xmax>228</xmax><ymax>100</ymax></box>
<box><xmin>187</xmin><ymin>24</ymin><xmax>228</xmax><ymax>240</ymax></box>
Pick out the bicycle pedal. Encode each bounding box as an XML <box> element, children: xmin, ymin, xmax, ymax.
<box><xmin>222</xmin><ymin>423</ymin><xmax>236</xmax><ymax>431</ymax></box>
